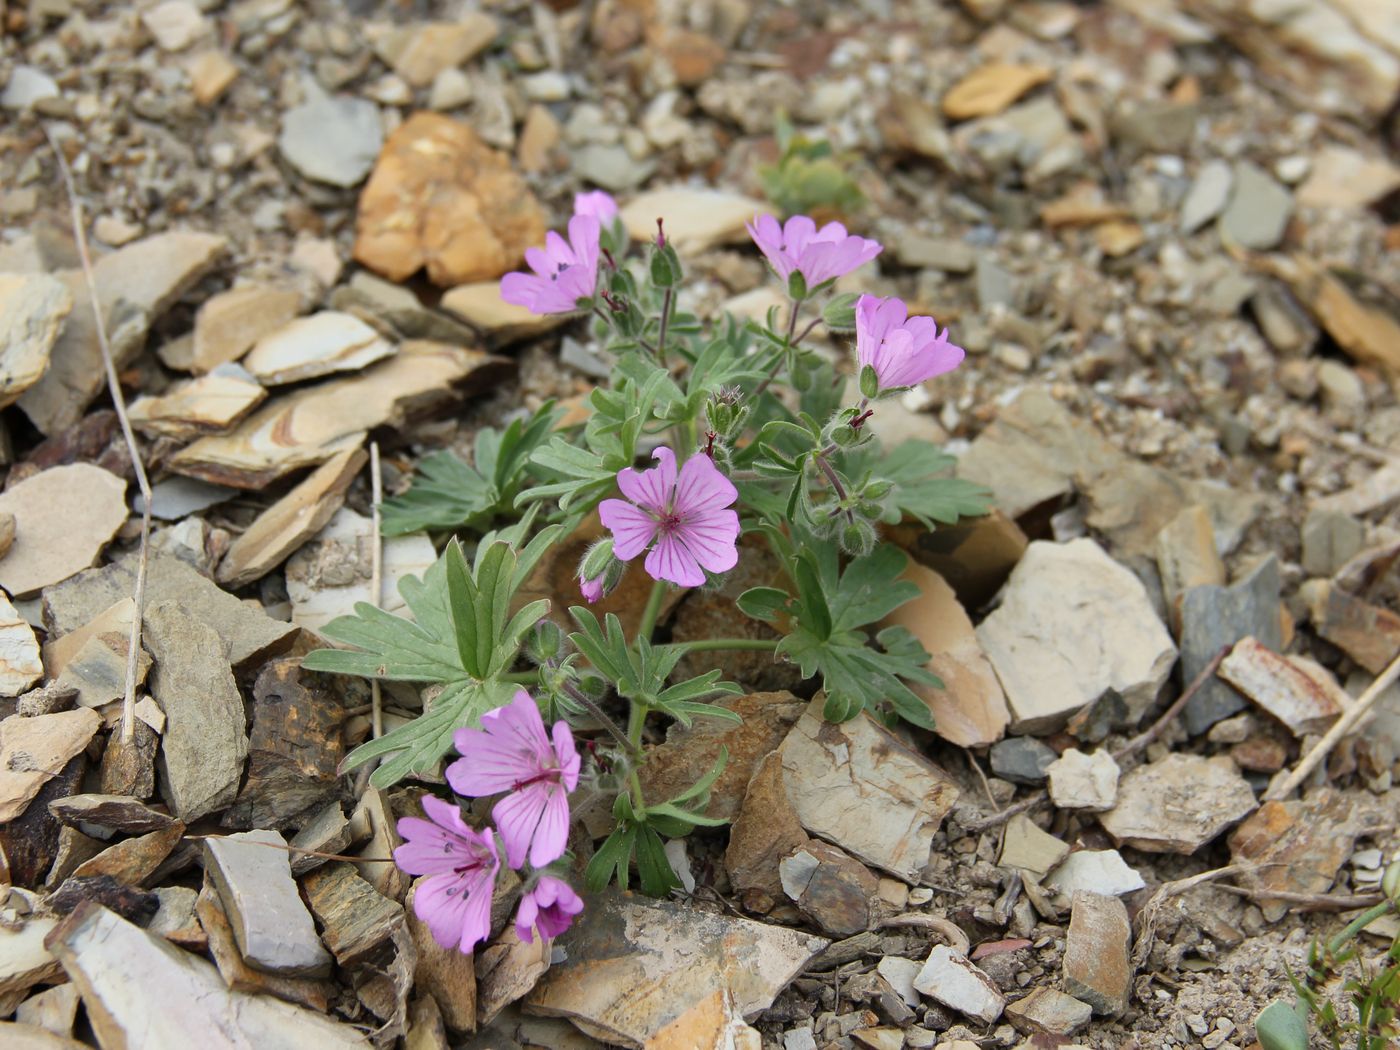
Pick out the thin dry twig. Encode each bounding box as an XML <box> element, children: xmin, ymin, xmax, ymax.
<box><xmin>1267</xmin><ymin>648</ymin><xmax>1400</xmax><ymax>801</ymax></box>
<box><xmin>963</xmin><ymin>646</ymin><xmax>1229</xmax><ymax>834</ymax></box>
<box><xmin>1214</xmin><ymin>884</ymin><xmax>1386</xmax><ymax>911</ymax></box>
<box><xmin>369</xmin><ymin>441</ymin><xmax>384</xmax><ymax>742</ymax></box>
<box><xmin>878</xmin><ymin>913</ymin><xmax>972</xmax><ymax>955</ymax></box>
<box><xmin>1131</xmin><ymin>863</ymin><xmax>1250</xmax><ymax>969</ymax></box>
<box><xmin>44</xmin><ymin>125</ymin><xmax>153</xmax><ymax>746</ymax></box>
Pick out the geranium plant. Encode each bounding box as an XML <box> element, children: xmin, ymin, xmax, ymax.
<box><xmin>304</xmin><ymin>190</ymin><xmax>990</xmax><ymax>954</ymax></box>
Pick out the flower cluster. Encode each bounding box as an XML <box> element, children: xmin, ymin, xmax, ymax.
<box><xmin>394</xmin><ymin>691</ymin><xmax>582</xmax><ymax>953</ymax></box>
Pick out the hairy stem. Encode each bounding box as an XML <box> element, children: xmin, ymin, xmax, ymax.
<box><xmin>560</xmin><ymin>679</ymin><xmax>639</xmax><ymax>759</ymax></box>
<box><xmin>814</xmin><ymin>450</ymin><xmax>855</xmax><ymax>523</ymax></box>
<box><xmin>752</xmin><ymin>296</ymin><xmax>805</xmax><ymax>401</ymax></box>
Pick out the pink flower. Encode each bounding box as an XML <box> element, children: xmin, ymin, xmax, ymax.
<box><xmin>579</xmin><ymin>573</ymin><xmax>604</xmax><ymax>603</ymax></box>
<box><xmin>394</xmin><ymin>795</ymin><xmax>500</xmax><ymax>954</ymax></box>
<box><xmin>446</xmin><ymin>691</ymin><xmax>581</xmax><ymax>870</ymax></box>
<box><xmin>746</xmin><ymin>214</ymin><xmax>882</xmax><ymax>291</ymax></box>
<box><xmin>515</xmin><ymin>875</ymin><xmax>585</xmax><ymax>942</ymax></box>
<box><xmin>500</xmin><ymin>215</ymin><xmax>602</xmax><ymax>315</ymax></box>
<box><xmin>574</xmin><ymin>190</ymin><xmax>618</xmax><ymax>224</ymax></box>
<box><xmin>598</xmin><ymin>447</ymin><xmax>740</xmax><ymax>588</ymax></box>
<box><xmin>855</xmin><ymin>294</ymin><xmax>964</xmax><ymax>392</ymax></box>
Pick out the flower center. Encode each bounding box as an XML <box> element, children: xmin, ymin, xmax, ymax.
<box><xmin>511</xmin><ymin>768</ymin><xmax>561</xmax><ymax>792</ymax></box>
<box><xmin>656</xmin><ymin>510</ymin><xmax>682</xmax><ymax>534</ymax></box>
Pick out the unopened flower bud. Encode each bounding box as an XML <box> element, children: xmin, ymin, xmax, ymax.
<box><xmin>577</xmin><ymin>538</ymin><xmax>626</xmax><ymax>603</ymax></box>
<box><xmin>839</xmin><ymin>519</ymin><xmax>876</xmax><ymax>556</ymax></box>
<box><xmin>525</xmin><ymin>620</ymin><xmax>565</xmax><ymax>664</ymax></box>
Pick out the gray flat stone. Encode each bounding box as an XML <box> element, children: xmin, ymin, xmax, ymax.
<box><xmin>1099</xmin><ymin>753</ymin><xmax>1256</xmax><ymax>854</ymax></box>
<box><xmin>278</xmin><ymin>89</ymin><xmax>383</xmax><ymax>188</ymax></box>
<box><xmin>1178</xmin><ymin>159</ymin><xmax>1232</xmax><ymax>234</ymax></box>
<box><xmin>1301</xmin><ymin>508</ymin><xmax>1365</xmax><ymax>578</ymax></box>
<box><xmin>1220</xmin><ymin>161</ymin><xmax>1292</xmax><ymax>251</ymax></box>
<box><xmin>204</xmin><ymin>829</ymin><xmax>332</xmax><ymax>978</ymax></box>
<box><xmin>144</xmin><ymin>601</ymin><xmax>249</xmax><ymax>822</ymax></box>
<box><xmin>1180</xmin><ymin>556</ymin><xmax>1282</xmax><ymax>736</ymax></box>
<box><xmin>135</xmin><ymin>476</ymin><xmax>237</xmax><ymax>521</ymax></box>
<box><xmin>975</xmin><ymin>256</ymin><xmax>1015</xmax><ymax>309</ymax></box>
<box><xmin>913</xmin><ymin>945</ymin><xmax>1005</xmax><ymax>1025</ymax></box>
<box><xmin>44</xmin><ymin>551</ymin><xmax>296</xmax><ymax>671</ymax></box>
<box><xmin>989</xmin><ymin>736</ymin><xmax>1058</xmax><ymax>785</ymax></box>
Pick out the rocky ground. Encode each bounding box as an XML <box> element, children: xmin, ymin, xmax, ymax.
<box><xmin>3</xmin><ymin>0</ymin><xmax>1400</xmax><ymax>1048</ymax></box>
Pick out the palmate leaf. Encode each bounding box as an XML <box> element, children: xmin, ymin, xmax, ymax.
<box><xmin>739</xmin><ymin>543</ymin><xmax>941</xmax><ymax>729</ymax></box>
<box><xmin>303</xmin><ymin>534</ymin><xmax>553</xmax><ymax>788</ymax></box>
<box><xmin>859</xmin><ymin>439</ymin><xmax>993</xmax><ymax>528</ymax></box>
<box><xmin>379</xmin><ymin>403</ymin><xmax>560</xmax><ymax>536</ymax></box>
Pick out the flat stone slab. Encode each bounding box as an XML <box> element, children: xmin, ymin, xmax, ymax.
<box><xmin>144</xmin><ymin>601</ymin><xmax>249</xmax><ymax>822</ymax></box>
<box><xmin>976</xmin><ymin>539</ymin><xmax>1177</xmax><ymax>733</ymax></box>
<box><xmin>1219</xmin><ymin>637</ymin><xmax>1347</xmax><ymax>736</ymax></box>
<box><xmin>1046</xmin><ymin>748</ymin><xmax>1119</xmax><ymax>811</ymax></box>
<box><xmin>779</xmin><ymin>699</ymin><xmax>961</xmax><ymax>880</ymax></box>
<box><xmin>1063</xmin><ymin>892</ymin><xmax>1132</xmax><ymax>1017</ymax></box>
<box><xmin>1043</xmin><ymin>849</ymin><xmax>1145</xmax><ymax>902</ymax></box>
<box><xmin>913</xmin><ymin>945</ymin><xmax>1005</xmax><ymax>1025</ymax></box>
<box><xmin>0</xmin><ymin>465</ymin><xmax>128</xmax><ymax>598</ymax></box>
<box><xmin>1099</xmin><ymin>753</ymin><xmax>1257</xmax><ymax>853</ymax></box>
<box><xmin>524</xmin><ymin>891</ymin><xmax>827</xmax><ymax>1047</ymax></box>
<box><xmin>48</xmin><ymin>902</ymin><xmax>367</xmax><ymax>1049</ymax></box>
<box><xmin>204</xmin><ymin>829</ymin><xmax>332</xmax><ymax>978</ymax></box>
<box><xmin>44</xmin><ymin>552</ymin><xmax>296</xmax><ymax>672</ymax></box>
<box><xmin>1180</xmin><ymin>556</ymin><xmax>1283</xmax><ymax>736</ymax></box>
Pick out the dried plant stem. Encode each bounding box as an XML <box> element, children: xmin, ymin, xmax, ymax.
<box><xmin>369</xmin><ymin>441</ymin><xmax>384</xmax><ymax>741</ymax></box>
<box><xmin>1215</xmin><ymin>884</ymin><xmax>1385</xmax><ymax>911</ymax></box>
<box><xmin>964</xmin><ymin>645</ymin><xmax>1229</xmax><ymax>834</ymax></box>
<box><xmin>1266</xmin><ymin>649</ymin><xmax>1400</xmax><ymax>801</ymax></box>
<box><xmin>1114</xmin><ymin>644</ymin><xmax>1230</xmax><ymax>764</ymax></box>
<box><xmin>45</xmin><ymin>125</ymin><xmax>153</xmax><ymax>746</ymax></box>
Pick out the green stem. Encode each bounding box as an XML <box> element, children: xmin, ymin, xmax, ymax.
<box><xmin>674</xmin><ymin>638</ymin><xmax>779</xmax><ymax>654</ymax></box>
<box><xmin>625</xmin><ymin>701</ymin><xmax>647</xmax><ymax>811</ymax></box>
<box><xmin>1328</xmin><ymin>901</ymin><xmax>1393</xmax><ymax>954</ymax></box>
<box><xmin>638</xmin><ymin>578</ymin><xmax>667</xmax><ymax>642</ymax></box>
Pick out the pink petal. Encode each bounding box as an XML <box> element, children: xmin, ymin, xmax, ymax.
<box><xmin>415</xmin><ymin>865</ymin><xmax>495</xmax><ymax>953</ymax></box>
<box><xmin>542</xmin><ymin>229</ymin><xmax>575</xmax><ymax>268</ymax></box>
<box><xmin>551</xmin><ymin>720</ymin><xmax>581</xmax><ymax>791</ymax></box>
<box><xmin>675</xmin><ymin>509</ymin><xmax>740</xmax><ymax>574</ymax></box>
<box><xmin>524</xmin><ymin>246</ymin><xmax>556</xmax><ymax>279</ymax></box>
<box><xmin>673</xmin><ymin>453</ymin><xmax>737</xmax><ymax>518</ymax></box>
<box><xmin>747</xmin><ymin>214</ymin><xmax>792</xmax><ymax>279</ymax></box>
<box><xmin>528</xmin><ymin>787</ymin><xmax>571</xmax><ymax>868</ymax></box>
<box><xmin>514</xmin><ymin>891</ymin><xmax>541</xmax><ymax>943</ymax></box>
<box><xmin>492</xmin><ymin>785</ymin><xmax>547</xmax><ymax>870</ymax></box>
<box><xmin>781</xmin><ymin>214</ymin><xmax>818</xmax><ymax>255</ymax></box>
<box><xmin>616</xmin><ymin>446</ymin><xmax>677</xmax><ymax>511</ymax></box>
<box><xmin>599</xmin><ymin>499</ymin><xmax>658</xmax><ymax>561</ymax></box>
<box><xmin>500</xmin><ymin>272</ymin><xmax>539</xmax><ymax>310</ymax></box>
<box><xmin>566</xmin><ymin>214</ymin><xmax>601</xmax><ymax>274</ymax></box>
<box><xmin>579</xmin><ymin>574</ymin><xmax>604</xmax><ymax>603</ymax></box>
<box><xmin>447</xmin><ymin>693</ymin><xmax>552</xmax><ymax>797</ymax></box>
<box><xmin>645</xmin><ymin>531</ymin><xmax>706</xmax><ymax>587</ymax></box>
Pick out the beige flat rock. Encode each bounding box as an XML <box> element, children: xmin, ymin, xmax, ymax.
<box><xmin>942</xmin><ymin>63</ymin><xmax>1052</xmax><ymax>120</ymax></box>
<box><xmin>0</xmin><ymin>273</ymin><xmax>72</xmax><ymax>408</ymax></box>
<box><xmin>242</xmin><ymin>311</ymin><xmax>395</xmax><ymax>386</ymax></box>
<box><xmin>619</xmin><ymin>188</ymin><xmax>767</xmax><ymax>252</ymax></box>
<box><xmin>0</xmin><ymin>593</ymin><xmax>43</xmax><ymax>696</ymax></box>
<box><xmin>49</xmin><ymin>903</ymin><xmax>369</xmax><ymax>1049</ymax></box>
<box><xmin>128</xmin><ymin>369</ymin><xmax>267</xmax><ymax>439</ymax></box>
<box><xmin>881</xmin><ymin>562</ymin><xmax>1009</xmax><ymax>747</ymax></box>
<box><xmin>0</xmin><ymin>708</ymin><xmax>101</xmax><ymax>822</ymax></box>
<box><xmin>525</xmin><ymin>891</ymin><xmax>826</xmax><ymax>1047</ymax></box>
<box><xmin>18</xmin><ymin>231</ymin><xmax>227</xmax><ymax>435</ymax></box>
<box><xmin>168</xmin><ymin>283</ymin><xmax>302</xmax><ymax>373</ymax></box>
<box><xmin>778</xmin><ymin>699</ymin><xmax>961</xmax><ymax>880</ymax></box>
<box><xmin>170</xmin><ymin>341</ymin><xmax>510</xmax><ymax>488</ymax></box>
<box><xmin>0</xmin><ymin>464</ymin><xmax>127</xmax><ymax>597</ymax></box>
<box><xmin>217</xmin><ymin>447</ymin><xmax>367</xmax><ymax>588</ymax></box>
<box><xmin>370</xmin><ymin>15</ymin><xmax>499</xmax><ymax>86</ymax></box>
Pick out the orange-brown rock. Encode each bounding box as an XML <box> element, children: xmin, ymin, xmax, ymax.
<box><xmin>353</xmin><ymin>113</ymin><xmax>547</xmax><ymax>287</ymax></box>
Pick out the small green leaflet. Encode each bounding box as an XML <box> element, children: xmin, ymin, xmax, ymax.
<box><xmin>847</xmin><ymin>439</ymin><xmax>993</xmax><ymax>528</ymax></box>
<box><xmin>379</xmin><ymin>403</ymin><xmax>560</xmax><ymax>536</ymax></box>
<box><xmin>737</xmin><ymin>543</ymin><xmax>941</xmax><ymax>729</ymax></box>
<box><xmin>302</xmin><ymin>526</ymin><xmax>558</xmax><ymax>788</ymax></box>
